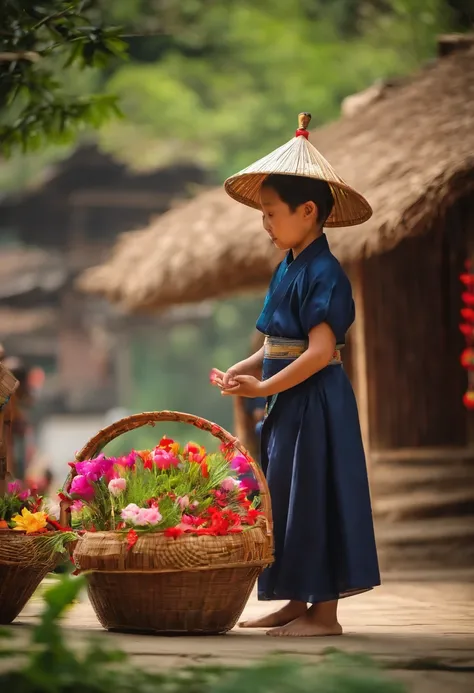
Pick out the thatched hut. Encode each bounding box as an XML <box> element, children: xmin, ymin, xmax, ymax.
<box><xmin>80</xmin><ymin>39</ymin><xmax>474</xmax><ymax>572</ymax></box>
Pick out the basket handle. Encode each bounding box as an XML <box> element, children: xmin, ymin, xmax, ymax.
<box><xmin>60</xmin><ymin>411</ymin><xmax>273</xmax><ymax>539</ymax></box>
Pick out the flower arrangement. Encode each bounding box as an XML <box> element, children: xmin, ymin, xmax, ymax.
<box><xmin>0</xmin><ymin>481</ymin><xmax>68</xmax><ymax>534</ymax></box>
<box><xmin>61</xmin><ymin>437</ymin><xmax>263</xmax><ymax>547</ymax></box>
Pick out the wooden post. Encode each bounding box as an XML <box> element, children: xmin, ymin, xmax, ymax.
<box><xmin>349</xmin><ymin>261</ymin><xmax>370</xmax><ymax>462</ymax></box>
<box><xmin>0</xmin><ymin>409</ymin><xmax>6</xmax><ymax>496</ymax></box>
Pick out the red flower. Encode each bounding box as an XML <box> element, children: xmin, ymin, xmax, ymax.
<box><xmin>126</xmin><ymin>529</ymin><xmax>138</xmax><ymax>551</ymax></box>
<box><xmin>184</xmin><ymin>442</ymin><xmax>206</xmax><ymax>464</ymax></box>
<box><xmin>201</xmin><ymin>460</ymin><xmax>209</xmax><ymax>478</ymax></box>
<box><xmin>461</xmin><ymin>348</ymin><xmax>474</xmax><ymax>370</ymax></box>
<box><xmin>463</xmin><ymin>390</ymin><xmax>474</xmax><ymax>410</ymax></box>
<box><xmin>31</xmin><ymin>496</ymin><xmax>44</xmax><ymax>513</ymax></box>
<box><xmin>460</xmin><ymin>273</ymin><xmax>474</xmax><ymax>287</ymax></box>
<box><xmin>459</xmin><ymin>323</ymin><xmax>474</xmax><ymax>337</ymax></box>
<box><xmin>46</xmin><ymin>517</ymin><xmax>70</xmax><ymax>532</ymax></box>
<box><xmin>158</xmin><ymin>436</ymin><xmax>175</xmax><ymax>452</ymax></box>
<box><xmin>213</xmin><ymin>490</ymin><xmax>228</xmax><ymax>507</ymax></box>
<box><xmin>462</xmin><ymin>292</ymin><xmax>474</xmax><ymax>307</ymax></box>
<box><xmin>461</xmin><ymin>308</ymin><xmax>474</xmax><ymax>323</ymax></box>
<box><xmin>245</xmin><ymin>508</ymin><xmax>263</xmax><ymax>525</ymax></box>
<box><xmin>164</xmin><ymin>526</ymin><xmax>184</xmax><ymax>539</ymax></box>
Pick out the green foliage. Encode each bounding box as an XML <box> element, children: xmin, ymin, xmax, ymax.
<box><xmin>0</xmin><ymin>0</ymin><xmax>127</xmax><ymax>155</ymax></box>
<box><xmin>98</xmin><ymin>0</ymin><xmax>457</xmax><ymax>179</ymax></box>
<box><xmin>1</xmin><ymin>0</ymin><xmax>462</xmax><ymax>188</ymax></box>
<box><xmin>0</xmin><ymin>485</ymin><xmax>40</xmax><ymax>523</ymax></box>
<box><xmin>0</xmin><ymin>575</ymin><xmax>407</xmax><ymax>693</ymax></box>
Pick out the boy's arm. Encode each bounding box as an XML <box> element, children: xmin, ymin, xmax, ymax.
<box><xmin>229</xmin><ymin>347</ymin><xmax>264</xmax><ymax>379</ymax></box>
<box><xmin>223</xmin><ymin>324</ymin><xmax>335</xmax><ymax>398</ymax></box>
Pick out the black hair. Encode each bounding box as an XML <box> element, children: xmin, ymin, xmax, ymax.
<box><xmin>262</xmin><ymin>174</ymin><xmax>334</xmax><ymax>227</ymax></box>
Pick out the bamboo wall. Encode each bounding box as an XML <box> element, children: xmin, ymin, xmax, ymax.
<box><xmin>357</xmin><ymin>195</ymin><xmax>474</xmax><ymax>573</ymax></box>
<box><xmin>363</xmin><ymin>199</ymin><xmax>469</xmax><ymax>449</ymax></box>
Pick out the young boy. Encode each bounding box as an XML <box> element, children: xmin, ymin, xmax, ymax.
<box><xmin>211</xmin><ymin>115</ymin><xmax>380</xmax><ymax>637</ymax></box>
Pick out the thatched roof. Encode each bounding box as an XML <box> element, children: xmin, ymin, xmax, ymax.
<box><xmin>79</xmin><ymin>44</ymin><xmax>474</xmax><ymax>312</ymax></box>
<box><xmin>0</xmin><ymin>248</ymin><xmax>67</xmax><ymax>300</ymax></box>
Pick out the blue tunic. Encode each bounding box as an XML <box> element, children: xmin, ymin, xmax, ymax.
<box><xmin>257</xmin><ymin>234</ymin><xmax>380</xmax><ymax>603</ymax></box>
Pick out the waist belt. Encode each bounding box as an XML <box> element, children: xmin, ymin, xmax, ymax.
<box><xmin>263</xmin><ymin>336</ymin><xmax>342</xmax><ymax>365</ymax></box>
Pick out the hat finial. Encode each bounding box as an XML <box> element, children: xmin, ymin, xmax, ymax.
<box><xmin>296</xmin><ymin>112</ymin><xmax>311</xmax><ymax>139</ymax></box>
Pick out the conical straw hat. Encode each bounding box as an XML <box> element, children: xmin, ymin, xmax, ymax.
<box><xmin>224</xmin><ymin>113</ymin><xmax>372</xmax><ymax>227</ymax></box>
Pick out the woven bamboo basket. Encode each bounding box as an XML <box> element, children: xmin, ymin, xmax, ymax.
<box><xmin>0</xmin><ymin>361</ymin><xmax>18</xmax><ymax>495</ymax></box>
<box><xmin>0</xmin><ymin>361</ymin><xmax>18</xmax><ymax>411</ymax></box>
<box><xmin>64</xmin><ymin>411</ymin><xmax>273</xmax><ymax>635</ymax></box>
<box><xmin>0</xmin><ymin>530</ymin><xmax>60</xmax><ymax>624</ymax></box>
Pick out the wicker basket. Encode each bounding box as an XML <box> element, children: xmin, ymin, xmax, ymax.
<box><xmin>64</xmin><ymin>411</ymin><xmax>273</xmax><ymax>635</ymax></box>
<box><xmin>0</xmin><ymin>530</ymin><xmax>60</xmax><ymax>624</ymax></box>
<box><xmin>0</xmin><ymin>362</ymin><xmax>19</xmax><ymax>495</ymax></box>
<box><xmin>0</xmin><ymin>362</ymin><xmax>18</xmax><ymax>411</ymax></box>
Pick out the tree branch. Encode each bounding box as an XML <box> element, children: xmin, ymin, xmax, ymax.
<box><xmin>0</xmin><ymin>51</ymin><xmax>40</xmax><ymax>63</ymax></box>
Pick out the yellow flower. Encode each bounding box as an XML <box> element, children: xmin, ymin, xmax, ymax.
<box><xmin>170</xmin><ymin>442</ymin><xmax>181</xmax><ymax>456</ymax></box>
<box><xmin>12</xmin><ymin>508</ymin><xmax>48</xmax><ymax>534</ymax></box>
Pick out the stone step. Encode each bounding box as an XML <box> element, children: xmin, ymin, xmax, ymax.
<box><xmin>373</xmin><ymin>488</ymin><xmax>474</xmax><ymax>521</ymax></box>
<box><xmin>375</xmin><ymin>518</ymin><xmax>474</xmax><ymax>571</ymax></box>
<box><xmin>371</xmin><ymin>463</ymin><xmax>474</xmax><ymax>495</ymax></box>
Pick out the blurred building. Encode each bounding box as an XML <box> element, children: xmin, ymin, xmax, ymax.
<box><xmin>0</xmin><ymin>144</ymin><xmax>210</xmax><ymax>480</ymax></box>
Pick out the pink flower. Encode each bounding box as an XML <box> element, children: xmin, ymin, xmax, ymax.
<box><xmin>108</xmin><ymin>478</ymin><xmax>127</xmax><ymax>496</ymax></box>
<box><xmin>121</xmin><ymin>503</ymin><xmax>140</xmax><ymax>521</ymax></box>
<box><xmin>19</xmin><ymin>490</ymin><xmax>31</xmax><ymax>501</ymax></box>
<box><xmin>153</xmin><ymin>449</ymin><xmax>180</xmax><ymax>470</ymax></box>
<box><xmin>117</xmin><ymin>451</ymin><xmax>138</xmax><ymax>468</ymax></box>
<box><xmin>70</xmin><ymin>474</ymin><xmax>95</xmax><ymax>501</ymax></box>
<box><xmin>133</xmin><ymin>507</ymin><xmax>162</xmax><ymax>526</ymax></box>
<box><xmin>71</xmin><ymin>500</ymin><xmax>84</xmax><ymax>513</ymax></box>
<box><xmin>177</xmin><ymin>495</ymin><xmax>190</xmax><ymax>509</ymax></box>
<box><xmin>7</xmin><ymin>481</ymin><xmax>22</xmax><ymax>495</ymax></box>
<box><xmin>239</xmin><ymin>477</ymin><xmax>260</xmax><ymax>493</ymax></box>
<box><xmin>231</xmin><ymin>454</ymin><xmax>251</xmax><ymax>475</ymax></box>
<box><xmin>75</xmin><ymin>455</ymin><xmax>115</xmax><ymax>482</ymax></box>
<box><xmin>221</xmin><ymin>477</ymin><xmax>239</xmax><ymax>492</ymax></box>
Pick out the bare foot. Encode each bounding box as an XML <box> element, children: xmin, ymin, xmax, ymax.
<box><xmin>239</xmin><ymin>601</ymin><xmax>307</xmax><ymax>629</ymax></box>
<box><xmin>266</xmin><ymin>612</ymin><xmax>343</xmax><ymax>637</ymax></box>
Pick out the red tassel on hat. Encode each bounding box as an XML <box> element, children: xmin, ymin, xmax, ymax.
<box><xmin>295</xmin><ymin>112</ymin><xmax>311</xmax><ymax>139</ymax></box>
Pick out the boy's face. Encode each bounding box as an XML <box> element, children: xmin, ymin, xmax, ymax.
<box><xmin>260</xmin><ymin>185</ymin><xmax>318</xmax><ymax>251</ymax></box>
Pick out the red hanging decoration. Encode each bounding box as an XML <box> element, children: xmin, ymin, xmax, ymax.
<box><xmin>460</xmin><ymin>260</ymin><xmax>474</xmax><ymax>408</ymax></box>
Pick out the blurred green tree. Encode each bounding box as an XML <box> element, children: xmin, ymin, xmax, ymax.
<box><xmin>0</xmin><ymin>0</ymin><xmax>127</xmax><ymax>156</ymax></box>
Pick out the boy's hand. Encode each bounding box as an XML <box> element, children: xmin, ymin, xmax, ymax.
<box><xmin>221</xmin><ymin>375</ymin><xmax>265</xmax><ymax>398</ymax></box>
<box><xmin>210</xmin><ymin>367</ymin><xmax>239</xmax><ymax>389</ymax></box>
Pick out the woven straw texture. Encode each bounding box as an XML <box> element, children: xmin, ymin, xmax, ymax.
<box><xmin>67</xmin><ymin>411</ymin><xmax>274</xmax><ymax>634</ymax></box>
<box><xmin>0</xmin><ymin>362</ymin><xmax>18</xmax><ymax>409</ymax></box>
<box><xmin>0</xmin><ymin>531</ymin><xmax>60</xmax><ymax>624</ymax></box>
<box><xmin>225</xmin><ymin>133</ymin><xmax>372</xmax><ymax>227</ymax></box>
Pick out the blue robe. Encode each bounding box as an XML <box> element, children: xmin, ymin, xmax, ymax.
<box><xmin>257</xmin><ymin>234</ymin><xmax>380</xmax><ymax>603</ymax></box>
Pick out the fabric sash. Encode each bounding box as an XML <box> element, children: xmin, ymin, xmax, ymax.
<box><xmin>263</xmin><ymin>335</ymin><xmax>343</xmax><ymax>418</ymax></box>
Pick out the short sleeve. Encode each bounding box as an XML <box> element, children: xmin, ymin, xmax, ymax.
<box><xmin>299</xmin><ymin>270</ymin><xmax>355</xmax><ymax>340</ymax></box>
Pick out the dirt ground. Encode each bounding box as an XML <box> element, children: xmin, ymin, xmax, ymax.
<box><xmin>8</xmin><ymin>574</ymin><xmax>474</xmax><ymax>693</ymax></box>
